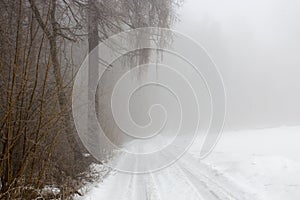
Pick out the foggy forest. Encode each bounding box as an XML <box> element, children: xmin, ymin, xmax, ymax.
<box><xmin>0</xmin><ymin>0</ymin><xmax>299</xmax><ymax>199</ymax></box>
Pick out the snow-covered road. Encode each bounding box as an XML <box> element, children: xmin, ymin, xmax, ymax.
<box><xmin>78</xmin><ymin>126</ymin><xmax>300</xmax><ymax>200</ymax></box>
<box><xmin>78</xmin><ymin>154</ymin><xmax>257</xmax><ymax>200</ymax></box>
<box><xmin>78</xmin><ymin>140</ymin><xmax>257</xmax><ymax>200</ymax></box>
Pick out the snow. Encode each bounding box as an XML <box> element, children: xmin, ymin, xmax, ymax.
<box><xmin>78</xmin><ymin>126</ymin><xmax>300</xmax><ymax>200</ymax></box>
<box><xmin>198</xmin><ymin>126</ymin><xmax>300</xmax><ymax>200</ymax></box>
<box><xmin>41</xmin><ymin>185</ymin><xmax>61</xmax><ymax>197</ymax></box>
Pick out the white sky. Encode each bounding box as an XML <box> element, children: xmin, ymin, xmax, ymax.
<box><xmin>173</xmin><ymin>0</ymin><xmax>300</xmax><ymax>129</ymax></box>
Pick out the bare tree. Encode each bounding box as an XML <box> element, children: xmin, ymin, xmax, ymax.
<box><xmin>0</xmin><ymin>0</ymin><xmax>182</xmax><ymax>198</ymax></box>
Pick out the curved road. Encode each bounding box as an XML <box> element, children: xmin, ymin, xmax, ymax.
<box><xmin>79</xmin><ymin>139</ymin><xmax>259</xmax><ymax>200</ymax></box>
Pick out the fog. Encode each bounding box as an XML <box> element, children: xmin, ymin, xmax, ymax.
<box><xmin>95</xmin><ymin>0</ymin><xmax>300</xmax><ymax>143</ymax></box>
<box><xmin>172</xmin><ymin>0</ymin><xmax>300</xmax><ymax>130</ymax></box>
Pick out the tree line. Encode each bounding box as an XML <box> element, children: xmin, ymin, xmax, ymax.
<box><xmin>0</xmin><ymin>0</ymin><xmax>181</xmax><ymax>199</ymax></box>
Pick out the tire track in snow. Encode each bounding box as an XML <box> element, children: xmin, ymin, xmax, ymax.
<box><xmin>173</xmin><ymin>163</ymin><xmax>225</xmax><ymax>200</ymax></box>
<box><xmin>160</xmin><ymin>147</ymin><xmax>256</xmax><ymax>200</ymax></box>
<box><xmin>149</xmin><ymin>163</ymin><xmax>203</xmax><ymax>200</ymax></box>
<box><xmin>178</xmin><ymin>153</ymin><xmax>258</xmax><ymax>200</ymax></box>
<box><xmin>177</xmin><ymin>163</ymin><xmax>234</xmax><ymax>200</ymax></box>
<box><xmin>158</xmin><ymin>150</ymin><xmax>229</xmax><ymax>200</ymax></box>
<box><xmin>79</xmin><ymin>140</ymin><xmax>259</xmax><ymax>200</ymax></box>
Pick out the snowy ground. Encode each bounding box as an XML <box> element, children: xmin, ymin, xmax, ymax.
<box><xmin>77</xmin><ymin>126</ymin><xmax>300</xmax><ymax>200</ymax></box>
<box><xmin>197</xmin><ymin>126</ymin><xmax>300</xmax><ymax>200</ymax></box>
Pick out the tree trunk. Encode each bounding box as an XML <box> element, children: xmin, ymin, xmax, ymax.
<box><xmin>29</xmin><ymin>0</ymin><xmax>84</xmax><ymax>173</ymax></box>
<box><xmin>88</xmin><ymin>0</ymin><xmax>100</xmax><ymax>150</ymax></box>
